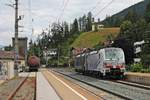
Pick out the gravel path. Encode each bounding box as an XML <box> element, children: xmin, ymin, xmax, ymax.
<box><xmin>12</xmin><ymin>77</ymin><xmax>36</xmax><ymax>100</ymax></box>
<box><xmin>0</xmin><ymin>78</ymin><xmax>25</xmax><ymax>100</ymax></box>
<box><xmin>54</xmin><ymin>68</ymin><xmax>150</xmax><ymax>100</ymax></box>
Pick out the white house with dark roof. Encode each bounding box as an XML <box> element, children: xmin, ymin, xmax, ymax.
<box><xmin>92</xmin><ymin>19</ymin><xmax>104</xmax><ymax>31</ymax></box>
<box><xmin>92</xmin><ymin>22</ymin><xmax>104</xmax><ymax>31</ymax></box>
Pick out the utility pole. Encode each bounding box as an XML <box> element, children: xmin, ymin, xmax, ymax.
<box><xmin>14</xmin><ymin>0</ymin><xmax>19</xmax><ymax>76</ymax></box>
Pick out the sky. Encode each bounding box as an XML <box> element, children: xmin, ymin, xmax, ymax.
<box><xmin>0</xmin><ymin>0</ymin><xmax>143</xmax><ymax>46</ymax></box>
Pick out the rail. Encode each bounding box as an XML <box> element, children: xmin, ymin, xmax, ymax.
<box><xmin>50</xmin><ymin>69</ymin><xmax>131</xmax><ymax>100</ymax></box>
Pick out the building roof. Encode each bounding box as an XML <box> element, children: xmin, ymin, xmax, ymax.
<box><xmin>72</xmin><ymin>48</ymin><xmax>89</xmax><ymax>56</ymax></box>
<box><xmin>92</xmin><ymin>22</ymin><xmax>103</xmax><ymax>25</ymax></box>
<box><xmin>0</xmin><ymin>50</ymin><xmax>24</xmax><ymax>60</ymax></box>
<box><xmin>12</xmin><ymin>37</ymin><xmax>28</xmax><ymax>40</ymax></box>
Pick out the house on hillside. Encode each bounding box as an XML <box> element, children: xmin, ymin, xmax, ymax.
<box><xmin>0</xmin><ymin>50</ymin><xmax>25</xmax><ymax>79</ymax></box>
<box><xmin>92</xmin><ymin>19</ymin><xmax>104</xmax><ymax>31</ymax></box>
<box><xmin>71</xmin><ymin>48</ymin><xmax>92</xmax><ymax>59</ymax></box>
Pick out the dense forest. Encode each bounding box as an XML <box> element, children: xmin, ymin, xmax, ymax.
<box><xmin>102</xmin><ymin>0</ymin><xmax>150</xmax><ymax>27</ymax></box>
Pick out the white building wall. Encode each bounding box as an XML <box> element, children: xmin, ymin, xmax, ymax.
<box><xmin>0</xmin><ymin>59</ymin><xmax>25</xmax><ymax>79</ymax></box>
<box><xmin>92</xmin><ymin>25</ymin><xmax>95</xmax><ymax>31</ymax></box>
<box><xmin>7</xmin><ymin>60</ymin><xmax>14</xmax><ymax>79</ymax></box>
<box><xmin>0</xmin><ymin>60</ymin><xmax>14</xmax><ymax>79</ymax></box>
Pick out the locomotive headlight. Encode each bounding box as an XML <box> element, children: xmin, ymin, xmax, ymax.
<box><xmin>103</xmin><ymin>63</ymin><xmax>113</xmax><ymax>68</ymax></box>
<box><xmin>118</xmin><ymin>64</ymin><xmax>123</xmax><ymax>67</ymax></box>
<box><xmin>122</xmin><ymin>63</ymin><xmax>126</xmax><ymax>68</ymax></box>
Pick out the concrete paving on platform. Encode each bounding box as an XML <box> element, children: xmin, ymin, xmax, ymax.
<box><xmin>36</xmin><ymin>72</ymin><xmax>60</xmax><ymax>100</ymax></box>
<box><xmin>0</xmin><ymin>80</ymin><xmax>4</xmax><ymax>85</ymax></box>
<box><xmin>0</xmin><ymin>75</ymin><xmax>5</xmax><ymax>84</ymax></box>
<box><xmin>43</xmin><ymin>70</ymin><xmax>101</xmax><ymax>100</ymax></box>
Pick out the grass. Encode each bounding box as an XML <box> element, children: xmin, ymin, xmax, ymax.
<box><xmin>71</xmin><ymin>28</ymin><xmax>120</xmax><ymax>48</ymax></box>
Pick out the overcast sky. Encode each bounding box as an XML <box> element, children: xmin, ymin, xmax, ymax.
<box><xmin>0</xmin><ymin>0</ymin><xmax>143</xmax><ymax>46</ymax></box>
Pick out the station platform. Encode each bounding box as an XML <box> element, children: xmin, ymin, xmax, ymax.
<box><xmin>0</xmin><ymin>80</ymin><xmax>4</xmax><ymax>85</ymax></box>
<box><xmin>126</xmin><ymin>72</ymin><xmax>150</xmax><ymax>85</ymax></box>
<box><xmin>36</xmin><ymin>72</ymin><xmax>60</xmax><ymax>100</ymax></box>
<box><xmin>0</xmin><ymin>75</ymin><xmax>6</xmax><ymax>84</ymax></box>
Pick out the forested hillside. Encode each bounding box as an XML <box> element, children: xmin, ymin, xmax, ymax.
<box><xmin>102</xmin><ymin>0</ymin><xmax>150</xmax><ymax>27</ymax></box>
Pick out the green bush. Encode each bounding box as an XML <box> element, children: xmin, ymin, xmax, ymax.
<box><xmin>125</xmin><ymin>64</ymin><xmax>131</xmax><ymax>71</ymax></box>
<box><xmin>47</xmin><ymin>59</ymin><xmax>58</xmax><ymax>67</ymax></box>
<box><xmin>130</xmin><ymin>63</ymin><xmax>143</xmax><ymax>72</ymax></box>
<box><xmin>141</xmin><ymin>69</ymin><xmax>150</xmax><ymax>73</ymax></box>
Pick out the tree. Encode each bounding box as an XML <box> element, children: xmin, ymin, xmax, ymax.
<box><xmin>124</xmin><ymin>10</ymin><xmax>139</xmax><ymax>23</ymax></box>
<box><xmin>104</xmin><ymin>15</ymin><xmax>114</xmax><ymax>27</ymax></box>
<box><xmin>113</xmin><ymin>17</ymin><xmax>123</xmax><ymax>27</ymax></box>
<box><xmin>4</xmin><ymin>45</ymin><xmax>13</xmax><ymax>51</ymax></box>
<box><xmin>28</xmin><ymin>40</ymin><xmax>41</xmax><ymax>57</ymax></box>
<box><xmin>63</xmin><ymin>21</ymin><xmax>69</xmax><ymax>38</ymax></box>
<box><xmin>142</xmin><ymin>43</ymin><xmax>150</xmax><ymax>68</ymax></box>
<box><xmin>112</xmin><ymin>37</ymin><xmax>134</xmax><ymax>64</ymax></box>
<box><xmin>145</xmin><ymin>23</ymin><xmax>150</xmax><ymax>39</ymax></box>
<box><xmin>134</xmin><ymin>18</ymin><xmax>147</xmax><ymax>41</ymax></box>
<box><xmin>145</xmin><ymin>2</ymin><xmax>150</xmax><ymax>23</ymax></box>
<box><xmin>120</xmin><ymin>20</ymin><xmax>133</xmax><ymax>39</ymax></box>
<box><xmin>78</xmin><ymin>17</ymin><xmax>82</xmax><ymax>32</ymax></box>
<box><xmin>87</xmin><ymin>12</ymin><xmax>92</xmax><ymax>31</ymax></box>
<box><xmin>70</xmin><ymin>18</ymin><xmax>79</xmax><ymax>34</ymax></box>
<box><xmin>82</xmin><ymin>15</ymin><xmax>87</xmax><ymax>32</ymax></box>
<box><xmin>121</xmin><ymin>18</ymin><xmax>147</xmax><ymax>42</ymax></box>
<box><xmin>141</xmin><ymin>23</ymin><xmax>150</xmax><ymax>68</ymax></box>
<box><xmin>51</xmin><ymin>22</ymin><xmax>63</xmax><ymax>47</ymax></box>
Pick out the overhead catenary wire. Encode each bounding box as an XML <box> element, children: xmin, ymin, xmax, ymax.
<box><xmin>43</xmin><ymin>0</ymin><xmax>68</xmax><ymax>35</ymax></box>
<box><xmin>55</xmin><ymin>0</ymin><xmax>66</xmax><ymax>22</ymax></box>
<box><xmin>89</xmin><ymin>0</ymin><xmax>103</xmax><ymax>13</ymax></box>
<box><xmin>63</xmin><ymin>0</ymin><xmax>114</xmax><ymax>22</ymax></box>
<box><xmin>57</xmin><ymin>0</ymin><xmax>70</xmax><ymax>22</ymax></box>
<box><xmin>61</xmin><ymin>0</ymin><xmax>66</xmax><ymax>8</ymax></box>
<box><xmin>94</xmin><ymin>0</ymin><xmax>115</xmax><ymax>18</ymax></box>
<box><xmin>56</xmin><ymin>0</ymin><xmax>113</xmax><ymax>23</ymax></box>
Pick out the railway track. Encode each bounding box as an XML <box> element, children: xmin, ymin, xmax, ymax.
<box><xmin>7</xmin><ymin>72</ymin><xmax>36</xmax><ymax>100</ymax></box>
<box><xmin>113</xmin><ymin>80</ymin><xmax>150</xmax><ymax>90</ymax></box>
<box><xmin>48</xmin><ymin>69</ymin><xmax>106</xmax><ymax>100</ymax></box>
<box><xmin>46</xmin><ymin>69</ymin><xmax>106</xmax><ymax>100</ymax></box>
<box><xmin>50</xmin><ymin>69</ymin><xmax>127</xmax><ymax>100</ymax></box>
<box><xmin>51</xmin><ymin>68</ymin><xmax>150</xmax><ymax>100</ymax></box>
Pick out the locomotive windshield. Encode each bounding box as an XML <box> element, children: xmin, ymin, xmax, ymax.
<box><xmin>104</xmin><ymin>48</ymin><xmax>124</xmax><ymax>62</ymax></box>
